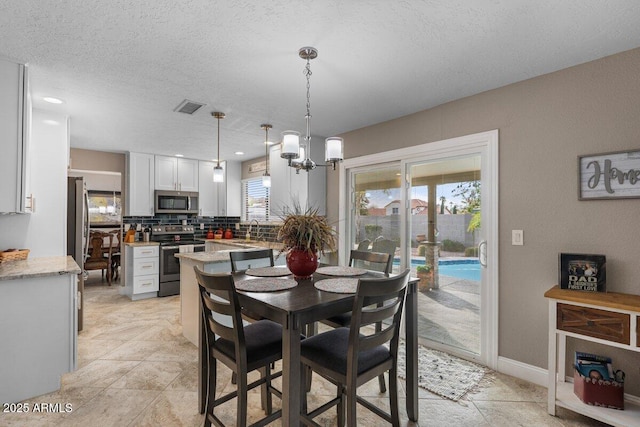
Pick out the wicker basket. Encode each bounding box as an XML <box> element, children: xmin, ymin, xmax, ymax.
<box><xmin>0</xmin><ymin>249</ymin><xmax>30</xmax><ymax>263</ymax></box>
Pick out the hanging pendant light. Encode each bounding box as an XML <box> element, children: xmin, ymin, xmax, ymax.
<box><xmin>282</xmin><ymin>47</ymin><xmax>344</xmax><ymax>172</ymax></box>
<box><xmin>212</xmin><ymin>112</ymin><xmax>225</xmax><ymax>183</ymax></box>
<box><xmin>261</xmin><ymin>124</ymin><xmax>272</xmax><ymax>188</ymax></box>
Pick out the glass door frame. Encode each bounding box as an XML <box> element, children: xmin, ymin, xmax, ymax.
<box><xmin>339</xmin><ymin>130</ymin><xmax>499</xmax><ymax>369</ymax></box>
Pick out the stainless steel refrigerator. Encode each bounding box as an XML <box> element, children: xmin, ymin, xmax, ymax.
<box><xmin>67</xmin><ymin>177</ymin><xmax>89</xmax><ymax>331</ymax></box>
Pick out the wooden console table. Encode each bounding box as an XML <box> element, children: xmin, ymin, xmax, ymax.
<box><xmin>545</xmin><ymin>286</ymin><xmax>640</xmax><ymax>426</ymax></box>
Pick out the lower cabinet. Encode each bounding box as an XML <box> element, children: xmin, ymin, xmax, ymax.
<box><xmin>123</xmin><ymin>245</ymin><xmax>159</xmax><ymax>300</ymax></box>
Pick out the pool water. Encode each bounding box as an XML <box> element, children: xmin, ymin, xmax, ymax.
<box><xmin>395</xmin><ymin>258</ymin><xmax>481</xmax><ymax>281</ymax></box>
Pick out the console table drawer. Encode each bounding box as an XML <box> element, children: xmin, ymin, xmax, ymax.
<box><xmin>557</xmin><ymin>303</ymin><xmax>630</xmax><ymax>344</ymax></box>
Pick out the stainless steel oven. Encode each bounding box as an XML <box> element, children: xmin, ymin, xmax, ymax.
<box><xmin>152</xmin><ymin>225</ymin><xmax>205</xmax><ymax>296</ymax></box>
<box><xmin>155</xmin><ymin>190</ymin><xmax>199</xmax><ymax>214</ymax></box>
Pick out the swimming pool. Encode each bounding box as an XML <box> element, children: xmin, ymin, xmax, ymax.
<box><xmin>395</xmin><ymin>258</ymin><xmax>481</xmax><ymax>281</ymax></box>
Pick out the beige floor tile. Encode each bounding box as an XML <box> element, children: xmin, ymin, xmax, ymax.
<box><xmin>109</xmin><ymin>360</ymin><xmax>184</xmax><ymax>390</ymax></box>
<box><xmin>57</xmin><ymin>388</ymin><xmax>161</xmax><ymax>427</ymax></box>
<box><xmin>468</xmin><ymin>371</ymin><xmax>547</xmax><ymax>402</ymax></box>
<box><xmin>129</xmin><ymin>390</ymin><xmax>204</xmax><ymax>427</ymax></box>
<box><xmin>99</xmin><ymin>340</ymin><xmax>167</xmax><ymax>361</ymax></box>
<box><xmin>473</xmin><ymin>400</ymin><xmax>564</xmax><ymax>426</ymax></box>
<box><xmin>61</xmin><ymin>359</ymin><xmax>140</xmax><ymax>389</ymax></box>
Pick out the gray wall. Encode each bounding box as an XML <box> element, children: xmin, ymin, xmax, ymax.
<box><xmin>326</xmin><ymin>47</ymin><xmax>640</xmax><ymax>390</ymax></box>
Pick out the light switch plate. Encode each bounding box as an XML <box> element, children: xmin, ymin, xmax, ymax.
<box><xmin>512</xmin><ymin>230</ymin><xmax>524</xmax><ymax>245</ymax></box>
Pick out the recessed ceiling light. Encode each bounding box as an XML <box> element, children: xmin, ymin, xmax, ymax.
<box><xmin>234</xmin><ymin>151</ymin><xmax>244</xmax><ymax>156</ymax></box>
<box><xmin>43</xmin><ymin>97</ymin><xmax>64</xmax><ymax>104</ymax></box>
<box><xmin>43</xmin><ymin>119</ymin><xmax>59</xmax><ymax>125</ymax></box>
<box><xmin>175</xmin><ymin>154</ymin><xmax>184</xmax><ymax>157</ymax></box>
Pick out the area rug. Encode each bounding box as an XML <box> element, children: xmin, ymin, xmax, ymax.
<box><xmin>397</xmin><ymin>344</ymin><xmax>487</xmax><ymax>401</ymax></box>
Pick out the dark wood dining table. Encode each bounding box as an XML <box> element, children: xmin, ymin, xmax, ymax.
<box><xmin>198</xmin><ymin>270</ymin><xmax>419</xmax><ymax>425</ymax></box>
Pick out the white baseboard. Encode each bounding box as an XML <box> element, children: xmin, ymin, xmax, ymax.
<box><xmin>497</xmin><ymin>356</ymin><xmax>548</xmax><ymax>387</ymax></box>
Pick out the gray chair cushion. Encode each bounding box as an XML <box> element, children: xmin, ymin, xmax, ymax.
<box><xmin>301</xmin><ymin>327</ymin><xmax>391</xmax><ymax>375</ymax></box>
<box><xmin>214</xmin><ymin>319</ymin><xmax>282</xmax><ymax>363</ymax></box>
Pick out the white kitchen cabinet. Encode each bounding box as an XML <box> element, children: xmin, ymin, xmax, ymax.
<box><xmin>126</xmin><ymin>152</ymin><xmax>155</xmax><ymax>216</ymax></box>
<box><xmin>124</xmin><ymin>244</ymin><xmax>159</xmax><ymax>300</ymax></box>
<box><xmin>269</xmin><ymin>145</ymin><xmax>308</xmax><ymax>215</ymax></box>
<box><xmin>0</xmin><ymin>263</ymin><xmax>77</xmax><ymax>403</ymax></box>
<box><xmin>0</xmin><ymin>57</ymin><xmax>31</xmax><ymax>213</ymax></box>
<box><xmin>155</xmin><ymin>156</ymin><xmax>199</xmax><ymax>191</ymax></box>
<box><xmin>198</xmin><ymin>160</ymin><xmax>241</xmax><ymax>217</ymax></box>
<box><xmin>198</xmin><ymin>160</ymin><xmax>221</xmax><ymax>216</ymax></box>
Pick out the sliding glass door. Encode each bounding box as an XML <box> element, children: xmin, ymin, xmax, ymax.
<box><xmin>341</xmin><ymin>131</ymin><xmax>498</xmax><ymax>367</ymax></box>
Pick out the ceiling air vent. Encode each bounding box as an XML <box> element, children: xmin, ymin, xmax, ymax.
<box><xmin>174</xmin><ymin>99</ymin><xmax>206</xmax><ymax>115</ymax></box>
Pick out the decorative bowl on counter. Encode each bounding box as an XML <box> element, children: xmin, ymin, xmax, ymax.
<box><xmin>0</xmin><ymin>248</ymin><xmax>30</xmax><ymax>263</ymax></box>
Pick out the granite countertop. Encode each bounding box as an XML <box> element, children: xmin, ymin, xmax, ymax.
<box><xmin>0</xmin><ymin>255</ymin><xmax>81</xmax><ymax>281</ymax></box>
<box><xmin>175</xmin><ymin>250</ymin><xmax>236</xmax><ymax>263</ymax></box>
<box><xmin>124</xmin><ymin>242</ymin><xmax>160</xmax><ymax>247</ymax></box>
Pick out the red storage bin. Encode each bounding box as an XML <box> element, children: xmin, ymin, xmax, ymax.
<box><xmin>573</xmin><ymin>370</ymin><xmax>624</xmax><ymax>410</ymax></box>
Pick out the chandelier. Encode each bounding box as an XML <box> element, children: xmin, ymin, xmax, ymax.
<box><xmin>281</xmin><ymin>47</ymin><xmax>344</xmax><ymax>173</ymax></box>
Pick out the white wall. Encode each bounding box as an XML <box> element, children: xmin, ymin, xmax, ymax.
<box><xmin>0</xmin><ymin>109</ymin><xmax>69</xmax><ymax>257</ymax></box>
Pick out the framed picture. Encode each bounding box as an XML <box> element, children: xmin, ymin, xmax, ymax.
<box><xmin>558</xmin><ymin>253</ymin><xmax>606</xmax><ymax>292</ymax></box>
<box><xmin>578</xmin><ymin>150</ymin><xmax>640</xmax><ymax>200</ymax></box>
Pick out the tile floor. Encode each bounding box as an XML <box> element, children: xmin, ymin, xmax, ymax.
<box><xmin>0</xmin><ymin>272</ymin><xmax>610</xmax><ymax>427</ymax></box>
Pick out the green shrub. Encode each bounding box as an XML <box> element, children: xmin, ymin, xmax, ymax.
<box><xmin>441</xmin><ymin>239</ymin><xmax>465</xmax><ymax>252</ymax></box>
<box><xmin>364</xmin><ymin>224</ymin><xmax>382</xmax><ymax>241</ymax></box>
<box><xmin>465</xmin><ymin>247</ymin><xmax>479</xmax><ymax>257</ymax></box>
<box><xmin>416</xmin><ymin>264</ymin><xmax>432</xmax><ymax>273</ymax></box>
<box><xmin>417</xmin><ymin>245</ymin><xmax>426</xmax><ymax>256</ymax></box>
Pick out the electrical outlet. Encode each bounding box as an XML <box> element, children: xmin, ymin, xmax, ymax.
<box><xmin>200</xmin><ymin>223</ymin><xmax>204</xmax><ymax>230</ymax></box>
<box><xmin>136</xmin><ymin>223</ymin><xmax>142</xmax><ymax>231</ymax></box>
<box><xmin>235</xmin><ymin>223</ymin><xmax>240</xmax><ymax>230</ymax></box>
<box><xmin>512</xmin><ymin>230</ymin><xmax>524</xmax><ymax>245</ymax></box>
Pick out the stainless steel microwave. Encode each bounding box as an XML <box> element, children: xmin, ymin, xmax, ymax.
<box><xmin>155</xmin><ymin>190</ymin><xmax>199</xmax><ymax>214</ymax></box>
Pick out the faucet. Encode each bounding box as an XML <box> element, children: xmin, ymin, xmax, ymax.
<box><xmin>248</xmin><ymin>219</ymin><xmax>261</xmax><ymax>241</ymax></box>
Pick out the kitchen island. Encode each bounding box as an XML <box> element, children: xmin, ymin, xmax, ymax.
<box><xmin>0</xmin><ymin>256</ymin><xmax>80</xmax><ymax>403</ymax></box>
<box><xmin>175</xmin><ymin>240</ymin><xmax>284</xmax><ymax>345</ymax></box>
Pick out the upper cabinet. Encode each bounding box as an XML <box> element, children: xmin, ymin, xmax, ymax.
<box><xmin>198</xmin><ymin>160</ymin><xmax>241</xmax><ymax>217</ymax></box>
<box><xmin>154</xmin><ymin>156</ymin><xmax>198</xmax><ymax>191</ymax></box>
<box><xmin>0</xmin><ymin>58</ymin><xmax>31</xmax><ymax>213</ymax></box>
<box><xmin>126</xmin><ymin>152</ymin><xmax>155</xmax><ymax>216</ymax></box>
<box><xmin>198</xmin><ymin>160</ymin><xmax>220</xmax><ymax>217</ymax></box>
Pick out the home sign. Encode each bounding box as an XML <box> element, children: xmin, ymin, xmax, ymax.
<box><xmin>578</xmin><ymin>150</ymin><xmax>640</xmax><ymax>200</ymax></box>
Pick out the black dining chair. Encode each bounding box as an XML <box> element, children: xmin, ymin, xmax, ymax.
<box><xmin>348</xmin><ymin>249</ymin><xmax>393</xmax><ymax>275</ymax></box>
<box><xmin>300</xmin><ymin>269</ymin><xmax>410</xmax><ymax>427</ymax></box>
<box><xmin>317</xmin><ymin>249</ymin><xmax>394</xmax><ymax>392</ymax></box>
<box><xmin>229</xmin><ymin>249</ymin><xmax>274</xmax><ymax>272</ymax></box>
<box><xmin>194</xmin><ymin>266</ymin><xmax>283</xmax><ymax>427</ymax></box>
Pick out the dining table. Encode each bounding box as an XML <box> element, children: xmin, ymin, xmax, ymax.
<box><xmin>197</xmin><ymin>268</ymin><xmax>419</xmax><ymax>425</ymax></box>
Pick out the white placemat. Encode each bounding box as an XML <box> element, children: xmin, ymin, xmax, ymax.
<box><xmin>314</xmin><ymin>278</ymin><xmax>359</xmax><ymax>294</ymax></box>
<box><xmin>245</xmin><ymin>266</ymin><xmax>292</xmax><ymax>277</ymax></box>
<box><xmin>315</xmin><ymin>266</ymin><xmax>367</xmax><ymax>277</ymax></box>
<box><xmin>234</xmin><ymin>278</ymin><xmax>298</xmax><ymax>292</ymax></box>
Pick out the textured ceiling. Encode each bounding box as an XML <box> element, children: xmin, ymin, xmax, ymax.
<box><xmin>1</xmin><ymin>1</ymin><xmax>640</xmax><ymax>162</ymax></box>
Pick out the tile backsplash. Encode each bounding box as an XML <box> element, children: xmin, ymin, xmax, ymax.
<box><xmin>123</xmin><ymin>215</ymin><xmax>279</xmax><ymax>241</ymax></box>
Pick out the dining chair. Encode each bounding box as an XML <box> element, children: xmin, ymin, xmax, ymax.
<box><xmin>318</xmin><ymin>249</ymin><xmax>393</xmax><ymax>393</ymax></box>
<box><xmin>229</xmin><ymin>249</ymin><xmax>274</xmax><ymax>272</ymax></box>
<box><xmin>300</xmin><ymin>269</ymin><xmax>410</xmax><ymax>427</ymax></box>
<box><xmin>349</xmin><ymin>249</ymin><xmax>393</xmax><ymax>275</ymax></box>
<box><xmin>84</xmin><ymin>230</ymin><xmax>113</xmax><ymax>285</ymax></box>
<box><xmin>356</xmin><ymin>239</ymin><xmax>371</xmax><ymax>251</ymax></box>
<box><xmin>108</xmin><ymin>230</ymin><xmax>121</xmax><ymax>281</ymax></box>
<box><xmin>371</xmin><ymin>238</ymin><xmax>397</xmax><ymax>265</ymax></box>
<box><xmin>194</xmin><ymin>266</ymin><xmax>283</xmax><ymax>427</ymax></box>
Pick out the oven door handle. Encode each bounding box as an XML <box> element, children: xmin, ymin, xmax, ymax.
<box><xmin>162</xmin><ymin>246</ymin><xmax>180</xmax><ymax>250</ymax></box>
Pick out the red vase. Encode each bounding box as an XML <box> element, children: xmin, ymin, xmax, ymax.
<box><xmin>286</xmin><ymin>248</ymin><xmax>318</xmax><ymax>279</ymax></box>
